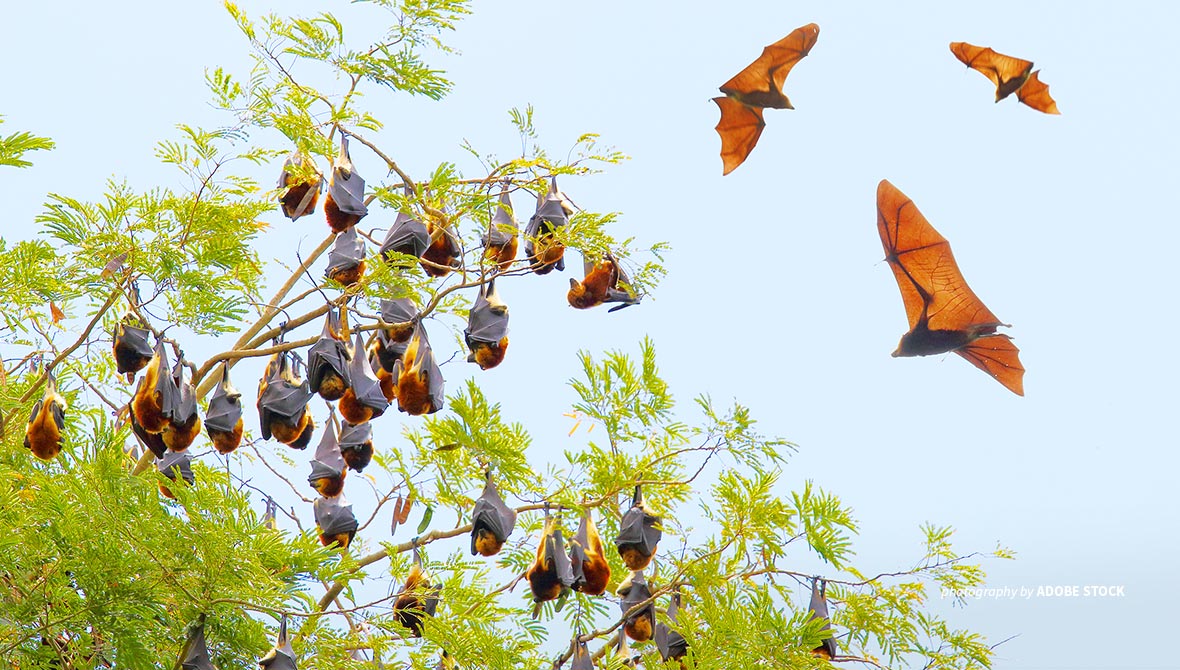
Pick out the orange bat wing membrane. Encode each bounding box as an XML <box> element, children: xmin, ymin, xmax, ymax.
<box><xmin>950</xmin><ymin>42</ymin><xmax>1033</xmax><ymax>101</ymax></box>
<box><xmin>1016</xmin><ymin>70</ymin><xmax>1060</xmax><ymax>114</ymax></box>
<box><xmin>712</xmin><ymin>97</ymin><xmax>766</xmax><ymax>176</ymax></box>
<box><xmin>876</xmin><ymin>180</ymin><xmax>1024</xmax><ymax>395</ymax></box>
<box><xmin>720</xmin><ymin>23</ymin><xmax>819</xmax><ymax>108</ymax></box>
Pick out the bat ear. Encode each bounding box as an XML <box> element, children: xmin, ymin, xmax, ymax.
<box><xmin>568</xmin><ymin>278</ymin><xmax>579</xmax><ymax>289</ymax></box>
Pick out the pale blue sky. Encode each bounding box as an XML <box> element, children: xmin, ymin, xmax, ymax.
<box><xmin>2</xmin><ymin>2</ymin><xmax>1177</xmax><ymax>668</ymax></box>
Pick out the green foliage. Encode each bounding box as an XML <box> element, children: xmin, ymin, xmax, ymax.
<box><xmin>0</xmin><ymin>116</ymin><xmax>54</xmax><ymax>168</ymax></box>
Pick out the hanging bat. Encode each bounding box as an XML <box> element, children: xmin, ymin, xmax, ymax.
<box><xmin>527</xmin><ymin>511</ymin><xmax>576</xmax><ymax>616</ymax></box>
<box><xmin>277</xmin><ymin>151</ymin><xmax>323</xmax><ymax>221</ymax></box>
<box><xmin>808</xmin><ymin>578</ymin><xmax>837</xmax><ymax>660</ymax></box>
<box><xmin>567</xmin><ymin>252</ymin><xmax>640</xmax><ymax>311</ymax></box>
<box><xmin>157</xmin><ymin>448</ymin><xmax>194</xmax><ymax>499</ymax></box>
<box><xmin>655</xmin><ymin>588</ymin><xmax>689</xmax><ymax>663</ymax></box>
<box><xmin>339</xmin><ymin>330</ymin><xmax>391</xmax><ymax>424</ymax></box>
<box><xmin>307</xmin><ymin>308</ymin><xmax>352</xmax><ymax>401</ymax></box>
<box><xmin>483</xmin><ymin>186</ymin><xmax>518</xmax><ymax>272</ymax></box>
<box><xmin>950</xmin><ymin>42</ymin><xmax>1060</xmax><ymax>114</ymax></box>
<box><xmin>129</xmin><ymin>408</ymin><xmax>167</xmax><ymax>459</ymax></box>
<box><xmin>570</xmin><ymin>635</ymin><xmax>593</xmax><ymax>670</ymax></box>
<box><xmin>257</xmin><ymin>352</ymin><xmax>317</xmax><ymax>448</ymax></box>
<box><xmin>24</xmin><ymin>370</ymin><xmax>67</xmax><ymax>460</ymax></box>
<box><xmin>324</xmin><ymin>226</ymin><xmax>367</xmax><ymax>286</ymax></box>
<box><xmin>309</xmin><ymin>419</ymin><xmax>347</xmax><ymax>498</ymax></box>
<box><xmin>259</xmin><ymin>616</ymin><xmax>299</xmax><ymax>670</ymax></box>
<box><xmin>470</xmin><ymin>472</ymin><xmax>517</xmax><ymax>557</ymax></box>
<box><xmin>338</xmin><ymin>419</ymin><xmax>374</xmax><ymax>472</ymax></box>
<box><xmin>380</xmin><ymin>297</ymin><xmax>418</xmax><ymax>346</ymax></box>
<box><xmin>395</xmin><ymin>321</ymin><xmax>445</xmax><ymax>416</ymax></box>
<box><xmin>314</xmin><ymin>494</ymin><xmax>358</xmax><ymax>549</ymax></box>
<box><xmin>131</xmin><ymin>338</ymin><xmax>178</xmax><ymax>434</ymax></box>
<box><xmin>180</xmin><ymin>620</ymin><xmax>216</xmax><ymax>670</ymax></box>
<box><xmin>161</xmin><ymin>357</ymin><xmax>201</xmax><ymax>452</ymax></box>
<box><xmin>205</xmin><ymin>366</ymin><xmax>244</xmax><ymax>454</ymax></box>
<box><xmin>568</xmin><ymin>510</ymin><xmax>610</xmax><ymax>596</ymax></box>
<box><xmin>370</xmin><ymin>347</ymin><xmax>397</xmax><ymax>403</ymax></box>
<box><xmin>615</xmin><ymin>485</ymin><xmax>662</xmax><ymax>570</ymax></box>
<box><xmin>421</xmin><ymin>208</ymin><xmax>463</xmax><ymax>278</ymax></box>
<box><xmin>617</xmin><ymin>570</ymin><xmax>656</xmax><ymax>642</ymax></box>
<box><xmin>524</xmin><ymin>177</ymin><xmax>569</xmax><ymax>275</ymax></box>
<box><xmin>112</xmin><ymin>314</ymin><xmax>153</xmax><ymax>376</ymax></box>
<box><xmin>380</xmin><ymin>189</ymin><xmax>431</xmax><ymax>262</ymax></box>
<box><xmin>712</xmin><ymin>23</ymin><xmax>819</xmax><ymax>175</ymax></box>
<box><xmin>876</xmin><ymin>180</ymin><xmax>1025</xmax><ymax>395</ymax></box>
<box><xmin>324</xmin><ymin>133</ymin><xmax>368</xmax><ymax>232</ymax></box>
<box><xmin>393</xmin><ymin>549</ymin><xmax>442</xmax><ymax>637</ymax></box>
<box><xmin>464</xmin><ymin>279</ymin><xmax>509</xmax><ymax>370</ymax></box>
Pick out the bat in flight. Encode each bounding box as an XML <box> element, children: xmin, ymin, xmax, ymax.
<box><xmin>876</xmin><ymin>180</ymin><xmax>1025</xmax><ymax>395</ymax></box>
<box><xmin>713</xmin><ymin>23</ymin><xmax>819</xmax><ymax>175</ymax></box>
<box><xmin>950</xmin><ymin>42</ymin><xmax>1059</xmax><ymax>114</ymax></box>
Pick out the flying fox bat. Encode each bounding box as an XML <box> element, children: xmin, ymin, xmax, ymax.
<box><xmin>615</xmin><ymin>485</ymin><xmax>662</xmax><ymax>570</ymax></box>
<box><xmin>655</xmin><ymin>588</ymin><xmax>689</xmax><ymax>663</ymax></box>
<box><xmin>876</xmin><ymin>180</ymin><xmax>1025</xmax><ymax>395</ymax></box>
<box><xmin>314</xmin><ymin>494</ymin><xmax>358</xmax><ymax>549</ymax></box>
<box><xmin>257</xmin><ymin>352</ymin><xmax>316</xmax><ymax>448</ymax></box>
<box><xmin>131</xmin><ymin>338</ymin><xmax>178</xmax><ymax>434</ymax></box>
<box><xmin>258</xmin><ymin>616</ymin><xmax>298</xmax><ymax>670</ymax></box>
<box><xmin>277</xmin><ymin>151</ymin><xmax>322</xmax><ymax>221</ymax></box>
<box><xmin>395</xmin><ymin>322</ymin><xmax>445</xmax><ymax>416</ymax></box>
<box><xmin>421</xmin><ymin>209</ymin><xmax>462</xmax><ymax>278</ymax></box>
<box><xmin>180</xmin><ymin>620</ymin><xmax>216</xmax><ymax>670</ymax></box>
<box><xmin>309</xmin><ymin>419</ymin><xmax>347</xmax><ymax>498</ymax></box>
<box><xmin>324</xmin><ymin>226</ymin><xmax>367</xmax><ymax>286</ymax></box>
<box><xmin>130</xmin><ymin>408</ymin><xmax>167</xmax><ymax>459</ymax></box>
<box><xmin>713</xmin><ymin>23</ymin><xmax>819</xmax><ymax>175</ymax></box>
<box><xmin>618</xmin><ymin>570</ymin><xmax>656</xmax><ymax>642</ymax></box>
<box><xmin>380</xmin><ymin>297</ymin><xmax>418</xmax><ymax>345</ymax></box>
<box><xmin>338</xmin><ymin>419</ymin><xmax>374</xmax><ymax>472</ymax></box>
<box><xmin>950</xmin><ymin>42</ymin><xmax>1060</xmax><ymax>114</ymax></box>
<box><xmin>470</xmin><ymin>472</ymin><xmax>517</xmax><ymax>557</ymax></box>
<box><xmin>339</xmin><ymin>331</ymin><xmax>391</xmax><ymax>424</ymax></box>
<box><xmin>205</xmin><ymin>366</ymin><xmax>244</xmax><ymax>454</ymax></box>
<box><xmin>567</xmin><ymin>252</ymin><xmax>640</xmax><ymax>311</ymax></box>
<box><xmin>393</xmin><ymin>549</ymin><xmax>442</xmax><ymax>638</ymax></box>
<box><xmin>464</xmin><ymin>279</ymin><xmax>509</xmax><ymax>371</ymax></box>
<box><xmin>112</xmin><ymin>314</ymin><xmax>153</xmax><ymax>376</ymax></box>
<box><xmin>307</xmin><ymin>308</ymin><xmax>351</xmax><ymax>401</ymax></box>
<box><xmin>381</xmin><ymin>188</ymin><xmax>431</xmax><ymax>262</ymax></box>
<box><xmin>527</xmin><ymin>511</ymin><xmax>576</xmax><ymax>617</ymax></box>
<box><xmin>161</xmin><ymin>357</ymin><xmax>201</xmax><ymax>451</ymax></box>
<box><xmin>570</xmin><ymin>635</ymin><xmax>593</xmax><ymax>670</ymax></box>
<box><xmin>483</xmin><ymin>187</ymin><xmax>518</xmax><ymax>272</ymax></box>
<box><xmin>808</xmin><ymin>578</ymin><xmax>838</xmax><ymax>660</ymax></box>
<box><xmin>324</xmin><ymin>134</ymin><xmax>368</xmax><ymax>232</ymax></box>
<box><xmin>24</xmin><ymin>370</ymin><xmax>67</xmax><ymax>460</ymax></box>
<box><xmin>568</xmin><ymin>510</ymin><xmax>610</xmax><ymax>596</ymax></box>
<box><xmin>524</xmin><ymin>177</ymin><xmax>569</xmax><ymax>275</ymax></box>
<box><xmin>157</xmin><ymin>448</ymin><xmax>194</xmax><ymax>499</ymax></box>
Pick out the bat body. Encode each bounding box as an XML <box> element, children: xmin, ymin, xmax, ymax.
<box><xmin>381</xmin><ymin>195</ymin><xmax>431</xmax><ymax>263</ymax></box>
<box><xmin>277</xmin><ymin>151</ymin><xmax>322</xmax><ymax>221</ymax></box>
<box><xmin>112</xmin><ymin>316</ymin><xmax>153</xmax><ymax>376</ymax></box>
<box><xmin>339</xmin><ymin>331</ymin><xmax>391</xmax><ymax>424</ymax></box>
<box><xmin>655</xmin><ymin>590</ymin><xmax>689</xmax><ymax>663</ymax></box>
<box><xmin>338</xmin><ymin>420</ymin><xmax>374</xmax><ymax>472</ymax></box>
<box><xmin>465</xmin><ymin>280</ymin><xmax>510</xmax><ymax>370</ymax></box>
<box><xmin>618</xmin><ymin>571</ymin><xmax>655</xmax><ymax>642</ymax></box>
<box><xmin>180</xmin><ymin>622</ymin><xmax>216</xmax><ymax>670</ymax></box>
<box><xmin>24</xmin><ymin>373</ymin><xmax>66</xmax><ymax>460</ymax></box>
<box><xmin>568</xmin><ymin>252</ymin><xmax>640</xmax><ymax>311</ymax></box>
<box><xmin>380</xmin><ymin>297</ymin><xmax>418</xmax><ymax>346</ymax></box>
<box><xmin>161</xmin><ymin>359</ymin><xmax>201</xmax><ymax>452</ymax></box>
<box><xmin>314</xmin><ymin>495</ymin><xmax>358</xmax><ymax>548</ymax></box>
<box><xmin>527</xmin><ymin>514</ymin><xmax>576</xmax><ymax>612</ymax></box>
<box><xmin>259</xmin><ymin>616</ymin><xmax>298</xmax><ymax>670</ymax></box>
<box><xmin>131</xmin><ymin>339</ymin><xmax>176</xmax><ymax>434</ymax></box>
<box><xmin>615</xmin><ymin>486</ymin><xmax>662</xmax><ymax>570</ymax></box>
<box><xmin>876</xmin><ymin>180</ymin><xmax>1025</xmax><ymax>395</ymax></box>
<box><xmin>524</xmin><ymin>177</ymin><xmax>569</xmax><ymax>275</ymax></box>
<box><xmin>130</xmin><ymin>410</ymin><xmax>167</xmax><ymax>459</ymax></box>
<box><xmin>470</xmin><ymin>473</ymin><xmax>517</xmax><ymax>557</ymax></box>
<box><xmin>324</xmin><ymin>134</ymin><xmax>368</xmax><ymax>231</ymax></box>
<box><xmin>309</xmin><ymin>420</ymin><xmax>347</xmax><ymax>498</ymax></box>
<box><xmin>257</xmin><ymin>352</ymin><xmax>317</xmax><ymax>448</ymax></box>
<box><xmin>205</xmin><ymin>367</ymin><xmax>244</xmax><ymax>454</ymax></box>
<box><xmin>808</xmin><ymin>579</ymin><xmax>837</xmax><ymax>659</ymax></box>
<box><xmin>483</xmin><ymin>188</ymin><xmax>518</xmax><ymax>272</ymax></box>
<box><xmin>307</xmin><ymin>309</ymin><xmax>351</xmax><ymax>402</ymax></box>
<box><xmin>393</xmin><ymin>559</ymin><xmax>442</xmax><ymax>637</ymax></box>
<box><xmin>324</xmin><ymin>226</ymin><xmax>366</xmax><ymax>286</ymax></box>
<box><xmin>571</xmin><ymin>637</ymin><xmax>593</xmax><ymax>670</ymax></box>
<box><xmin>157</xmin><ymin>449</ymin><xmax>194</xmax><ymax>499</ymax></box>
<box><xmin>950</xmin><ymin>42</ymin><xmax>1059</xmax><ymax>114</ymax></box>
<box><xmin>713</xmin><ymin>23</ymin><xmax>819</xmax><ymax>175</ymax></box>
<box><xmin>421</xmin><ymin>215</ymin><xmax>462</xmax><ymax>277</ymax></box>
<box><xmin>396</xmin><ymin>322</ymin><xmax>445</xmax><ymax>416</ymax></box>
<box><xmin>569</xmin><ymin>511</ymin><xmax>610</xmax><ymax>596</ymax></box>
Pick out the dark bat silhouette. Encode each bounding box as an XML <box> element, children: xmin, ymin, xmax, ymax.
<box><xmin>615</xmin><ymin>485</ymin><xmax>662</xmax><ymax>570</ymax></box>
<box><xmin>950</xmin><ymin>42</ymin><xmax>1060</xmax><ymax>114</ymax></box>
<box><xmin>205</xmin><ymin>366</ymin><xmax>244</xmax><ymax>454</ymax></box>
<box><xmin>112</xmin><ymin>314</ymin><xmax>153</xmax><ymax>376</ymax></box>
<box><xmin>393</xmin><ymin>549</ymin><xmax>442</xmax><ymax>638</ymax></box>
<box><xmin>308</xmin><ymin>419</ymin><xmax>346</xmax><ymax>498</ymax></box>
<box><xmin>180</xmin><ymin>620</ymin><xmax>216</xmax><ymax>670</ymax></box>
<box><xmin>655</xmin><ymin>588</ymin><xmax>689</xmax><ymax>663</ymax></box>
<box><xmin>483</xmin><ymin>186</ymin><xmax>518</xmax><ymax>272</ymax></box>
<box><xmin>713</xmin><ymin>23</ymin><xmax>819</xmax><ymax>175</ymax></box>
<box><xmin>876</xmin><ymin>180</ymin><xmax>1025</xmax><ymax>395</ymax></box>
<box><xmin>258</xmin><ymin>616</ymin><xmax>298</xmax><ymax>670</ymax></box>
<box><xmin>277</xmin><ymin>151</ymin><xmax>322</xmax><ymax>221</ymax></box>
<box><xmin>465</xmin><ymin>279</ymin><xmax>510</xmax><ymax>370</ymax></box>
<box><xmin>808</xmin><ymin>578</ymin><xmax>838</xmax><ymax>660</ymax></box>
<box><xmin>306</xmin><ymin>308</ymin><xmax>351</xmax><ymax>401</ymax></box>
<box><xmin>381</xmin><ymin>188</ymin><xmax>431</xmax><ymax>262</ymax></box>
<box><xmin>618</xmin><ymin>570</ymin><xmax>656</xmax><ymax>642</ymax></box>
<box><xmin>470</xmin><ymin>472</ymin><xmax>517</xmax><ymax>557</ymax></box>
<box><xmin>324</xmin><ymin>134</ymin><xmax>367</xmax><ymax>232</ymax></box>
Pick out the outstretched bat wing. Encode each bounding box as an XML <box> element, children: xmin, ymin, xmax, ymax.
<box><xmin>949</xmin><ymin>42</ymin><xmax>1033</xmax><ymax>101</ymax></box>
<box><xmin>1016</xmin><ymin>70</ymin><xmax>1060</xmax><ymax>114</ymax></box>
<box><xmin>719</xmin><ymin>23</ymin><xmax>819</xmax><ymax>108</ymax></box>
<box><xmin>712</xmin><ymin>96</ymin><xmax>766</xmax><ymax>176</ymax></box>
<box><xmin>955</xmin><ymin>334</ymin><xmax>1025</xmax><ymax>396</ymax></box>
